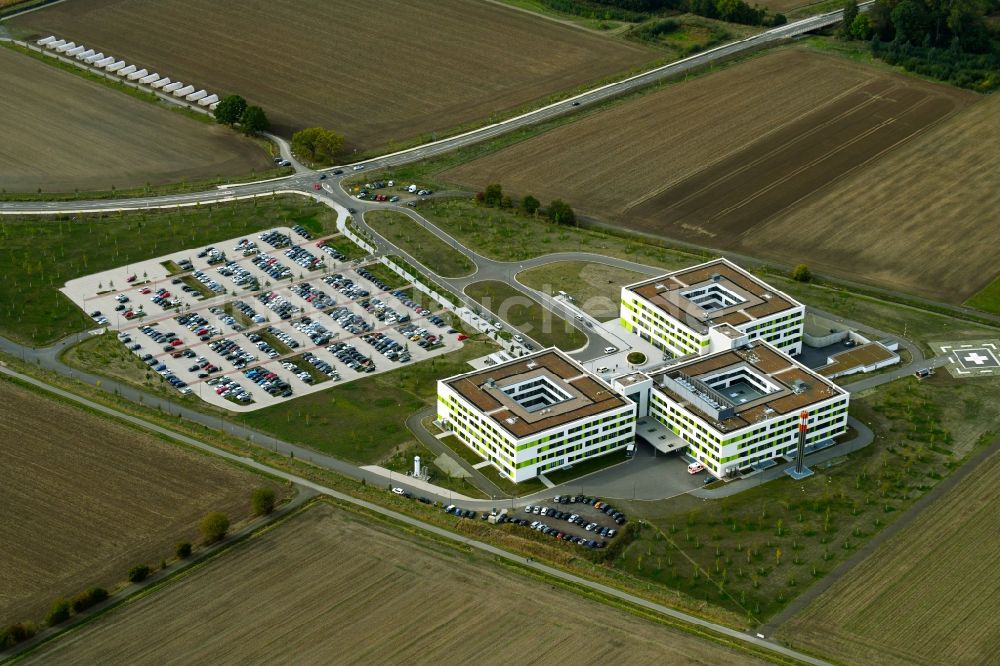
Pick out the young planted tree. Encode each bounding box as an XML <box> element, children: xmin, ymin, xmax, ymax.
<box><xmin>521</xmin><ymin>194</ymin><xmax>540</xmax><ymax>215</ymax></box>
<box><xmin>482</xmin><ymin>183</ymin><xmax>503</xmax><ymax>207</ymax></box>
<box><xmin>791</xmin><ymin>263</ymin><xmax>812</xmax><ymax>282</ymax></box>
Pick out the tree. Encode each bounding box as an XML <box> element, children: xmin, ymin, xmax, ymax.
<box><xmin>71</xmin><ymin>587</ymin><xmax>108</xmax><ymax>613</ymax></box>
<box><xmin>891</xmin><ymin>0</ymin><xmax>927</xmax><ymax>44</ymax></box>
<box><xmin>240</xmin><ymin>105</ymin><xmax>269</xmax><ymax>135</ymax></box>
<box><xmin>547</xmin><ymin>199</ymin><xmax>576</xmax><ymax>226</ymax></box>
<box><xmin>791</xmin><ymin>263</ymin><xmax>812</xmax><ymax>282</ymax></box>
<box><xmin>213</xmin><ymin>94</ymin><xmax>247</xmax><ymax>125</ymax></box>
<box><xmin>175</xmin><ymin>541</ymin><xmax>193</xmax><ymax>559</ymax></box>
<box><xmin>840</xmin><ymin>0</ymin><xmax>859</xmax><ymax>38</ymax></box>
<box><xmin>127</xmin><ymin>564</ymin><xmax>151</xmax><ymax>583</ymax></box>
<box><xmin>290</xmin><ymin>127</ymin><xmax>345</xmax><ymax>164</ymax></box>
<box><xmin>521</xmin><ymin>194</ymin><xmax>540</xmax><ymax>215</ymax></box>
<box><xmin>251</xmin><ymin>487</ymin><xmax>276</xmax><ymax>516</ymax></box>
<box><xmin>851</xmin><ymin>13</ymin><xmax>873</xmax><ymax>39</ymax></box>
<box><xmin>200</xmin><ymin>511</ymin><xmax>230</xmax><ymax>544</ymax></box>
<box><xmin>483</xmin><ymin>183</ymin><xmax>503</xmax><ymax>207</ymax></box>
<box><xmin>46</xmin><ymin>598</ymin><xmax>71</xmax><ymax>626</ymax></box>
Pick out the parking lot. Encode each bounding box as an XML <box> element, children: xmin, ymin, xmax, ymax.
<box><xmin>437</xmin><ymin>495</ymin><xmax>629</xmax><ymax>550</ymax></box>
<box><xmin>61</xmin><ymin>227</ymin><xmax>464</xmax><ymax>411</ymax></box>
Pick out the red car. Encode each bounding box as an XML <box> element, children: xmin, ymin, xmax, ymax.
<box><xmin>457</xmin><ymin>334</ymin><xmax>468</xmax><ymax>341</ymax></box>
<box><xmin>140</xmin><ymin>288</ymin><xmax>151</xmax><ymax>294</ymax></box>
<box><xmin>313</xmin><ymin>182</ymin><xmax>322</xmax><ymax>191</ymax></box>
<box><xmin>127</xmin><ymin>274</ymin><xmax>137</xmax><ymax>283</ymax></box>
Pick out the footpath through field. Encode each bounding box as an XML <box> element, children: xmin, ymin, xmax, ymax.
<box><xmin>0</xmin><ymin>363</ymin><xmax>831</xmax><ymax>666</ymax></box>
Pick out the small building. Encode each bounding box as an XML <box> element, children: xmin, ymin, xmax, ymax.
<box><xmin>437</xmin><ymin>348</ymin><xmax>637</xmax><ymax>482</ymax></box>
<box><xmin>620</xmin><ymin>258</ymin><xmax>804</xmax><ymax>358</ymax></box>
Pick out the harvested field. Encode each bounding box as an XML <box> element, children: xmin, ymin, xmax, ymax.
<box><xmin>26</xmin><ymin>503</ymin><xmax>768</xmax><ymax>665</ymax></box>
<box><xmin>747</xmin><ymin>90</ymin><xmax>1000</xmax><ymax>302</ymax></box>
<box><xmin>777</xmin><ymin>446</ymin><xmax>1000</xmax><ymax>665</ymax></box>
<box><xmin>13</xmin><ymin>0</ymin><xmax>655</xmax><ymax>149</ymax></box>
<box><xmin>0</xmin><ymin>379</ymin><xmax>280</xmax><ymax>626</ymax></box>
<box><xmin>443</xmin><ymin>48</ymin><xmax>978</xmax><ymax>299</ymax></box>
<box><xmin>0</xmin><ymin>46</ymin><xmax>270</xmax><ymax>193</ymax></box>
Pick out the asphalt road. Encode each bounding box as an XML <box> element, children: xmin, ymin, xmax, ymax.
<box><xmin>0</xmin><ymin>362</ymin><xmax>830</xmax><ymax>666</ymax></box>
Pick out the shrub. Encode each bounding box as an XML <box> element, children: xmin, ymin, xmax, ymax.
<box><xmin>251</xmin><ymin>487</ymin><xmax>276</xmax><ymax>516</ymax></box>
<box><xmin>521</xmin><ymin>194</ymin><xmax>540</xmax><ymax>215</ymax></box>
<box><xmin>71</xmin><ymin>587</ymin><xmax>108</xmax><ymax>614</ymax></box>
<box><xmin>483</xmin><ymin>183</ymin><xmax>503</xmax><ymax>207</ymax></box>
<box><xmin>291</xmin><ymin>127</ymin><xmax>345</xmax><ymax>164</ymax></box>
<box><xmin>176</xmin><ymin>541</ymin><xmax>193</xmax><ymax>559</ymax></box>
<box><xmin>547</xmin><ymin>199</ymin><xmax>576</xmax><ymax>226</ymax></box>
<box><xmin>128</xmin><ymin>564</ymin><xmax>151</xmax><ymax>583</ymax></box>
<box><xmin>791</xmin><ymin>263</ymin><xmax>812</xmax><ymax>282</ymax></box>
<box><xmin>1</xmin><ymin>622</ymin><xmax>37</xmax><ymax>648</ymax></box>
<box><xmin>46</xmin><ymin>598</ymin><xmax>71</xmax><ymax>626</ymax></box>
<box><xmin>200</xmin><ymin>512</ymin><xmax>230</xmax><ymax>544</ymax></box>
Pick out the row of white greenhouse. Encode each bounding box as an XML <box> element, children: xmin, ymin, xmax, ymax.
<box><xmin>36</xmin><ymin>35</ymin><xmax>219</xmax><ymax>109</ymax></box>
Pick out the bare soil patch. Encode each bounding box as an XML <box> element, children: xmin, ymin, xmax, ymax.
<box><xmin>12</xmin><ymin>0</ymin><xmax>655</xmax><ymax>150</ymax></box>
<box><xmin>26</xmin><ymin>502</ymin><xmax>767</xmax><ymax>664</ymax></box>
<box><xmin>0</xmin><ymin>379</ymin><xmax>280</xmax><ymax>626</ymax></box>
<box><xmin>0</xmin><ymin>46</ymin><xmax>270</xmax><ymax>193</ymax></box>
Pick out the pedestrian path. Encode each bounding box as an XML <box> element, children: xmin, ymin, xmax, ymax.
<box><xmin>538</xmin><ymin>474</ymin><xmax>555</xmax><ymax>489</ymax></box>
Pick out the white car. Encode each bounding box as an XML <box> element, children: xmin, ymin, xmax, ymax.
<box><xmin>604</xmin><ymin>346</ymin><xmax>617</xmax><ymax>354</ymax></box>
<box><xmin>514</xmin><ymin>334</ymin><xmax>524</xmax><ymax>343</ymax></box>
<box><xmin>391</xmin><ymin>487</ymin><xmax>405</xmax><ymax>495</ymax></box>
<box><xmin>352</xmin><ymin>164</ymin><xmax>365</xmax><ymax>171</ymax></box>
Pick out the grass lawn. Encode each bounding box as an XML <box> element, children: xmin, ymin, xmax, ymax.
<box><xmin>362</xmin><ymin>261</ymin><xmax>410</xmax><ymax>291</ymax></box>
<box><xmin>762</xmin><ymin>271</ymin><xmax>1000</xmax><ymax>355</ymax></box>
<box><xmin>380</xmin><ymin>439</ymin><xmax>488</xmax><ymax>499</ymax></box>
<box><xmin>322</xmin><ymin>236</ymin><xmax>368</xmax><ymax>261</ymax></box>
<box><xmin>257</xmin><ymin>329</ymin><xmax>295</xmax><ymax>357</ymax></box>
<box><xmin>416</xmin><ymin>198</ymin><xmax>704</xmax><ymax>268</ymax></box>
<box><xmin>518</xmin><ymin>260</ymin><xmax>646</xmax><ymax>320</ymax></box>
<box><xmin>180</xmin><ymin>275</ymin><xmax>214</xmax><ymax>300</ymax></box>
<box><xmin>237</xmin><ymin>336</ymin><xmax>496</xmax><ymax>464</ymax></box>
<box><xmin>619</xmin><ymin>374</ymin><xmax>1000</xmax><ymax>622</ymax></box>
<box><xmin>365</xmin><ymin>210</ymin><xmax>475</xmax><ymax>278</ymax></box>
<box><xmin>543</xmin><ymin>448</ymin><xmax>631</xmax><ymax>486</ymax></box>
<box><xmin>965</xmin><ymin>276</ymin><xmax>1000</xmax><ymax>315</ymax></box>
<box><xmin>60</xmin><ymin>331</ymin><xmax>213</xmax><ymax>409</ymax></box>
<box><xmin>0</xmin><ymin>196</ymin><xmax>336</xmax><ymax>346</ymax></box>
<box><xmin>465</xmin><ymin>280</ymin><xmax>586</xmax><ymax>351</ymax></box>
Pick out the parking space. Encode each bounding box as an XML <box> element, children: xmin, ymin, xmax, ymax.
<box><xmin>62</xmin><ymin>228</ymin><xmax>466</xmax><ymax>410</ymax></box>
<box><xmin>503</xmin><ymin>495</ymin><xmax>629</xmax><ymax>550</ymax></box>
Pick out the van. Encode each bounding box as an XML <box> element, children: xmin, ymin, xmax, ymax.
<box><xmin>687</xmin><ymin>462</ymin><xmax>705</xmax><ymax>474</ymax></box>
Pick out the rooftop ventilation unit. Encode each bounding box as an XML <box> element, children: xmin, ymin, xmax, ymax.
<box><xmin>711</xmin><ymin>273</ymin><xmax>721</xmax><ymax>283</ymax></box>
<box><xmin>526</xmin><ymin>361</ymin><xmax>538</xmax><ymax>370</ymax></box>
<box><xmin>791</xmin><ymin>379</ymin><xmax>809</xmax><ymax>394</ymax></box>
<box><xmin>505</xmin><ymin>416</ymin><xmax>519</xmax><ymax>425</ymax></box>
<box><xmin>655</xmin><ymin>283</ymin><xmax>666</xmax><ymax>291</ymax></box>
<box><xmin>483</xmin><ymin>378</ymin><xmax>496</xmax><ymax>390</ymax></box>
<box><xmin>762</xmin><ymin>291</ymin><xmax>772</xmax><ymax>300</ymax></box>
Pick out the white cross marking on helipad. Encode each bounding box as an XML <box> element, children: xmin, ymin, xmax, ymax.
<box><xmin>964</xmin><ymin>352</ymin><xmax>991</xmax><ymax>365</ymax></box>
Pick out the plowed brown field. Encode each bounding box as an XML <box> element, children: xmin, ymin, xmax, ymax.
<box><xmin>0</xmin><ymin>379</ymin><xmax>279</xmax><ymax>626</ymax></box>
<box><xmin>777</xmin><ymin>447</ymin><xmax>1000</xmax><ymax>665</ymax></box>
<box><xmin>0</xmin><ymin>46</ymin><xmax>270</xmax><ymax>193</ymax></box>
<box><xmin>26</xmin><ymin>503</ymin><xmax>768</xmax><ymax>664</ymax></box>
<box><xmin>443</xmin><ymin>48</ymin><xmax>979</xmax><ymax>300</ymax></box>
<box><xmin>13</xmin><ymin>0</ymin><xmax>655</xmax><ymax>148</ymax></box>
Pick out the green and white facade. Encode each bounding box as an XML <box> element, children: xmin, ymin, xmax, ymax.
<box><xmin>636</xmin><ymin>342</ymin><xmax>849</xmax><ymax>478</ymax></box>
<box><xmin>437</xmin><ymin>349</ymin><xmax>637</xmax><ymax>482</ymax></box>
<box><xmin>620</xmin><ymin>258</ymin><xmax>805</xmax><ymax>358</ymax></box>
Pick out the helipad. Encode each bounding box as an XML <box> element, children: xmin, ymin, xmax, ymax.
<box><xmin>932</xmin><ymin>341</ymin><xmax>1000</xmax><ymax>378</ymax></box>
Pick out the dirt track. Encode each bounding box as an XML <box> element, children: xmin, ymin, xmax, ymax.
<box><xmin>0</xmin><ymin>379</ymin><xmax>278</xmax><ymax>626</ymax></box>
<box><xmin>26</xmin><ymin>502</ymin><xmax>767</xmax><ymax>664</ymax></box>
<box><xmin>12</xmin><ymin>0</ymin><xmax>655</xmax><ymax>148</ymax></box>
<box><xmin>0</xmin><ymin>46</ymin><xmax>271</xmax><ymax>193</ymax></box>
